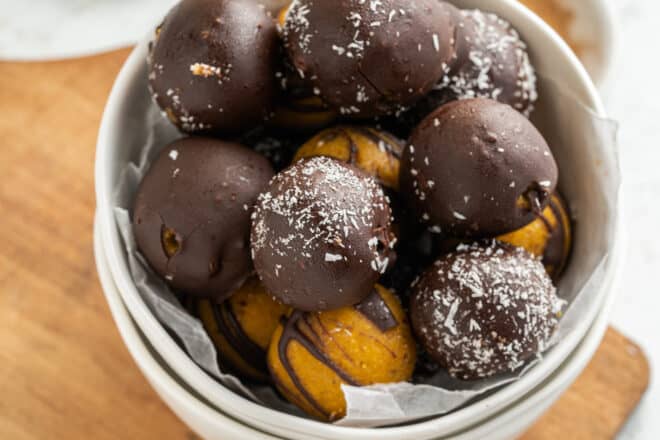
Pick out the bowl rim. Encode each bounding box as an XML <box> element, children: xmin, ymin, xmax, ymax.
<box><xmin>94</xmin><ymin>212</ymin><xmax>624</xmax><ymax>440</ymax></box>
<box><xmin>94</xmin><ymin>217</ymin><xmax>278</xmax><ymax>440</ymax></box>
<box><xmin>94</xmin><ymin>0</ymin><xmax>617</xmax><ymax>438</ymax></box>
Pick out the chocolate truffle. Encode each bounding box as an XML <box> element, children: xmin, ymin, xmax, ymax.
<box><xmin>401</xmin><ymin>98</ymin><xmax>558</xmax><ymax>238</ymax></box>
<box><xmin>498</xmin><ymin>192</ymin><xmax>572</xmax><ymax>280</ymax></box>
<box><xmin>410</xmin><ymin>241</ymin><xmax>564</xmax><ymax>380</ymax></box>
<box><xmin>433</xmin><ymin>9</ymin><xmax>538</xmax><ymax>116</ymax></box>
<box><xmin>251</xmin><ymin>156</ymin><xmax>394</xmax><ymax>311</ymax></box>
<box><xmin>148</xmin><ymin>0</ymin><xmax>280</xmax><ymax>135</ymax></box>
<box><xmin>281</xmin><ymin>0</ymin><xmax>457</xmax><ymax>117</ymax></box>
<box><xmin>133</xmin><ymin>137</ymin><xmax>274</xmax><ymax>300</ymax></box>
<box><xmin>267</xmin><ymin>285</ymin><xmax>416</xmax><ymax>420</ymax></box>
<box><xmin>194</xmin><ymin>277</ymin><xmax>290</xmax><ymax>382</ymax></box>
<box><xmin>293</xmin><ymin>125</ymin><xmax>404</xmax><ymax>190</ymax></box>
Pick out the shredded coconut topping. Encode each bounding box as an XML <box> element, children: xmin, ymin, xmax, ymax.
<box><xmin>414</xmin><ymin>242</ymin><xmax>564</xmax><ymax>379</ymax></box>
<box><xmin>435</xmin><ymin>10</ymin><xmax>537</xmax><ymax>116</ymax></box>
<box><xmin>251</xmin><ymin>157</ymin><xmax>391</xmax><ymax>273</ymax></box>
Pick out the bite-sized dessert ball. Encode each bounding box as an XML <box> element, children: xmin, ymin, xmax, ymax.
<box><xmin>281</xmin><ymin>0</ymin><xmax>457</xmax><ymax>118</ymax></box>
<box><xmin>193</xmin><ymin>277</ymin><xmax>290</xmax><ymax>382</ymax></box>
<box><xmin>498</xmin><ymin>192</ymin><xmax>572</xmax><ymax>280</ymax></box>
<box><xmin>410</xmin><ymin>241</ymin><xmax>564</xmax><ymax>380</ymax></box>
<box><xmin>148</xmin><ymin>0</ymin><xmax>280</xmax><ymax>135</ymax></box>
<box><xmin>133</xmin><ymin>137</ymin><xmax>274</xmax><ymax>301</ymax></box>
<box><xmin>268</xmin><ymin>285</ymin><xmax>416</xmax><ymax>421</ymax></box>
<box><xmin>251</xmin><ymin>156</ymin><xmax>395</xmax><ymax>311</ymax></box>
<box><xmin>434</xmin><ymin>9</ymin><xmax>538</xmax><ymax>116</ymax></box>
<box><xmin>385</xmin><ymin>8</ymin><xmax>538</xmax><ymax>138</ymax></box>
<box><xmin>401</xmin><ymin>98</ymin><xmax>558</xmax><ymax>238</ymax></box>
<box><xmin>293</xmin><ymin>126</ymin><xmax>404</xmax><ymax>190</ymax></box>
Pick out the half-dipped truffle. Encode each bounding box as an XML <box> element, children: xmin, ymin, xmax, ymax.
<box><xmin>401</xmin><ymin>98</ymin><xmax>558</xmax><ymax>238</ymax></box>
<box><xmin>293</xmin><ymin>126</ymin><xmax>403</xmax><ymax>190</ymax></box>
<box><xmin>498</xmin><ymin>192</ymin><xmax>572</xmax><ymax>280</ymax></box>
<box><xmin>251</xmin><ymin>156</ymin><xmax>394</xmax><ymax>311</ymax></box>
<box><xmin>148</xmin><ymin>0</ymin><xmax>280</xmax><ymax>135</ymax></box>
<box><xmin>268</xmin><ymin>285</ymin><xmax>416</xmax><ymax>420</ymax></box>
<box><xmin>194</xmin><ymin>277</ymin><xmax>290</xmax><ymax>382</ymax></box>
<box><xmin>133</xmin><ymin>137</ymin><xmax>274</xmax><ymax>300</ymax></box>
<box><xmin>410</xmin><ymin>241</ymin><xmax>564</xmax><ymax>380</ymax></box>
<box><xmin>281</xmin><ymin>0</ymin><xmax>457</xmax><ymax>117</ymax></box>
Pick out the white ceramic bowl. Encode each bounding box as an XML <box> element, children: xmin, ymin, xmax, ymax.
<box><xmin>95</xmin><ymin>213</ymin><xmax>624</xmax><ymax>440</ymax></box>
<box><xmin>95</xmin><ymin>0</ymin><xmax>620</xmax><ymax>438</ymax></box>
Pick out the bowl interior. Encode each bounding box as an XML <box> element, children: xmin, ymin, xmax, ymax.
<box><xmin>94</xmin><ymin>212</ymin><xmax>623</xmax><ymax>440</ymax></box>
<box><xmin>95</xmin><ymin>0</ymin><xmax>618</xmax><ymax>439</ymax></box>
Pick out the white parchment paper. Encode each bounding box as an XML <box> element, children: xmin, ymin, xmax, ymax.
<box><xmin>111</xmin><ymin>65</ymin><xmax>619</xmax><ymax>426</ymax></box>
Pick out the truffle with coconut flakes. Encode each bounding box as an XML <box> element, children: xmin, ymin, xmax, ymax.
<box><xmin>281</xmin><ymin>0</ymin><xmax>457</xmax><ymax>118</ymax></box>
<box><xmin>409</xmin><ymin>241</ymin><xmax>564</xmax><ymax>380</ymax></box>
<box><xmin>148</xmin><ymin>0</ymin><xmax>280</xmax><ymax>135</ymax></box>
<box><xmin>251</xmin><ymin>156</ymin><xmax>395</xmax><ymax>311</ymax></box>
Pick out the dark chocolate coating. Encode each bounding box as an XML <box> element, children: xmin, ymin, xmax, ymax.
<box><xmin>251</xmin><ymin>156</ymin><xmax>394</xmax><ymax>311</ymax></box>
<box><xmin>385</xmin><ymin>7</ymin><xmax>538</xmax><ymax>137</ymax></box>
<box><xmin>194</xmin><ymin>298</ymin><xmax>268</xmax><ymax>380</ymax></box>
<box><xmin>148</xmin><ymin>0</ymin><xmax>280</xmax><ymax>135</ymax></box>
<box><xmin>133</xmin><ymin>137</ymin><xmax>274</xmax><ymax>301</ymax></box>
<box><xmin>540</xmin><ymin>194</ymin><xmax>571</xmax><ymax>278</ymax></box>
<box><xmin>410</xmin><ymin>241</ymin><xmax>563</xmax><ymax>380</ymax></box>
<box><xmin>354</xmin><ymin>289</ymin><xmax>398</xmax><ymax>332</ymax></box>
<box><xmin>282</xmin><ymin>0</ymin><xmax>457</xmax><ymax>118</ymax></box>
<box><xmin>441</xmin><ymin>9</ymin><xmax>537</xmax><ymax>116</ymax></box>
<box><xmin>401</xmin><ymin>98</ymin><xmax>558</xmax><ymax>238</ymax></box>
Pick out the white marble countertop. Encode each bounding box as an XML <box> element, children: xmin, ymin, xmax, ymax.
<box><xmin>1</xmin><ymin>0</ymin><xmax>657</xmax><ymax>438</ymax></box>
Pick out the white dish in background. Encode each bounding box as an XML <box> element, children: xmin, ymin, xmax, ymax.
<box><xmin>516</xmin><ymin>0</ymin><xmax>618</xmax><ymax>89</ymax></box>
<box><xmin>95</xmin><ymin>213</ymin><xmax>624</xmax><ymax>440</ymax></box>
<box><xmin>94</xmin><ymin>0</ymin><xmax>621</xmax><ymax>438</ymax></box>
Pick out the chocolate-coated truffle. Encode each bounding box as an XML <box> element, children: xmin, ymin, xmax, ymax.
<box><xmin>281</xmin><ymin>0</ymin><xmax>456</xmax><ymax>117</ymax></box>
<box><xmin>148</xmin><ymin>0</ymin><xmax>280</xmax><ymax>135</ymax></box>
<box><xmin>267</xmin><ymin>285</ymin><xmax>416</xmax><ymax>420</ymax></box>
<box><xmin>401</xmin><ymin>98</ymin><xmax>558</xmax><ymax>238</ymax></box>
<box><xmin>498</xmin><ymin>192</ymin><xmax>572</xmax><ymax>280</ymax></box>
<box><xmin>410</xmin><ymin>241</ymin><xmax>563</xmax><ymax>380</ymax></box>
<box><xmin>133</xmin><ymin>137</ymin><xmax>274</xmax><ymax>300</ymax></box>
<box><xmin>434</xmin><ymin>9</ymin><xmax>538</xmax><ymax>116</ymax></box>
<box><xmin>293</xmin><ymin>125</ymin><xmax>403</xmax><ymax>190</ymax></box>
<box><xmin>194</xmin><ymin>277</ymin><xmax>290</xmax><ymax>382</ymax></box>
<box><xmin>386</xmin><ymin>8</ymin><xmax>538</xmax><ymax>137</ymax></box>
<box><xmin>251</xmin><ymin>156</ymin><xmax>394</xmax><ymax>311</ymax></box>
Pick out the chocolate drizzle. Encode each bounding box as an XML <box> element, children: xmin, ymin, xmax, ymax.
<box><xmin>210</xmin><ymin>300</ymin><xmax>268</xmax><ymax>377</ymax></box>
<box><xmin>275</xmin><ymin>311</ymin><xmax>359</xmax><ymax>417</ymax></box>
<box><xmin>354</xmin><ymin>289</ymin><xmax>398</xmax><ymax>332</ymax></box>
<box><xmin>539</xmin><ymin>195</ymin><xmax>571</xmax><ymax>278</ymax></box>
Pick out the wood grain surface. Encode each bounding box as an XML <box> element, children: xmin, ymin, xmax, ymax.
<box><xmin>0</xmin><ymin>49</ymin><xmax>649</xmax><ymax>440</ymax></box>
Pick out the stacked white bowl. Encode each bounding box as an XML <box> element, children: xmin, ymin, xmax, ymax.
<box><xmin>94</xmin><ymin>0</ymin><xmax>622</xmax><ymax>438</ymax></box>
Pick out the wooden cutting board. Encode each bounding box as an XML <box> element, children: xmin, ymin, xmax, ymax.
<box><xmin>0</xmin><ymin>49</ymin><xmax>649</xmax><ymax>440</ymax></box>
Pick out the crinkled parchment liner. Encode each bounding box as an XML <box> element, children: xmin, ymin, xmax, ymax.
<box><xmin>111</xmin><ymin>55</ymin><xmax>619</xmax><ymax>427</ymax></box>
